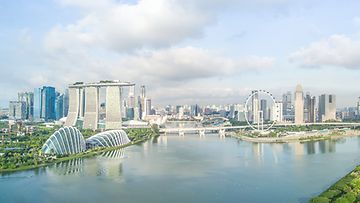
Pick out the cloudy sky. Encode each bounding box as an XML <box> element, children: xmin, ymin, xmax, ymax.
<box><xmin>1</xmin><ymin>0</ymin><xmax>360</xmax><ymax>108</ymax></box>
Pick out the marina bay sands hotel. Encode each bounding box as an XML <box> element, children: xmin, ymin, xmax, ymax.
<box><xmin>65</xmin><ymin>81</ymin><xmax>135</xmax><ymax>130</ymax></box>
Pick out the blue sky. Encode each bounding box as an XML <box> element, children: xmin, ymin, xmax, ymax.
<box><xmin>1</xmin><ymin>0</ymin><xmax>360</xmax><ymax>107</ymax></box>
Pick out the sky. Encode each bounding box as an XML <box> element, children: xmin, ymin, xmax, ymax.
<box><xmin>1</xmin><ymin>0</ymin><xmax>360</xmax><ymax>108</ymax></box>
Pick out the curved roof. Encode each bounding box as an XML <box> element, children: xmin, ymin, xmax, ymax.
<box><xmin>41</xmin><ymin>126</ymin><xmax>86</xmax><ymax>155</ymax></box>
<box><xmin>86</xmin><ymin>130</ymin><xmax>131</xmax><ymax>148</ymax></box>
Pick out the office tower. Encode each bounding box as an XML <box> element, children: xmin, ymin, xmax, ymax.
<box><xmin>9</xmin><ymin>101</ymin><xmax>26</xmax><ymax>120</ymax></box>
<box><xmin>63</xmin><ymin>89</ymin><xmax>69</xmax><ymax>117</ymax></box>
<box><xmin>18</xmin><ymin>92</ymin><xmax>34</xmax><ymax>120</ymax></box>
<box><xmin>140</xmin><ymin>85</ymin><xmax>146</xmax><ymax>98</ymax></box>
<box><xmin>55</xmin><ymin>93</ymin><xmax>64</xmax><ymax>120</ymax></box>
<box><xmin>260</xmin><ymin>99</ymin><xmax>268</xmax><ymax>121</ymax></box>
<box><xmin>251</xmin><ymin>90</ymin><xmax>259</xmax><ymax>123</ymax></box>
<box><xmin>272</xmin><ymin>101</ymin><xmax>283</xmax><ymax>122</ymax></box>
<box><xmin>304</xmin><ymin>92</ymin><xmax>311</xmax><ymax>122</ymax></box>
<box><xmin>282</xmin><ymin>91</ymin><xmax>293</xmax><ymax>121</ymax></box>
<box><xmin>145</xmin><ymin>98</ymin><xmax>152</xmax><ymax>116</ymax></box>
<box><xmin>309</xmin><ymin>96</ymin><xmax>316</xmax><ymax>123</ymax></box>
<box><xmin>318</xmin><ymin>94</ymin><xmax>336</xmax><ymax>122</ymax></box>
<box><xmin>294</xmin><ymin>84</ymin><xmax>304</xmax><ymax>124</ymax></box>
<box><xmin>41</xmin><ymin>86</ymin><xmax>56</xmax><ymax>121</ymax></box>
<box><xmin>357</xmin><ymin>97</ymin><xmax>360</xmax><ymax>117</ymax></box>
<box><xmin>33</xmin><ymin>88</ymin><xmax>42</xmax><ymax>121</ymax></box>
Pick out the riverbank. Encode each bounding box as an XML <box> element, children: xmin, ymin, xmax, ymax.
<box><xmin>0</xmin><ymin>135</ymin><xmax>154</xmax><ymax>173</ymax></box>
<box><xmin>230</xmin><ymin>129</ymin><xmax>360</xmax><ymax>143</ymax></box>
<box><xmin>310</xmin><ymin>165</ymin><xmax>360</xmax><ymax>203</ymax></box>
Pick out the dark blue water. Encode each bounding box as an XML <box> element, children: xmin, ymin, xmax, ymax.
<box><xmin>1</xmin><ymin>135</ymin><xmax>360</xmax><ymax>203</ymax></box>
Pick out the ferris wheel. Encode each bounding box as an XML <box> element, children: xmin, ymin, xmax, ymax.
<box><xmin>244</xmin><ymin>90</ymin><xmax>277</xmax><ymax>131</ymax></box>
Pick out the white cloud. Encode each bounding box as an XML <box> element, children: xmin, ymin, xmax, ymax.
<box><xmin>46</xmin><ymin>0</ymin><xmax>215</xmax><ymax>53</ymax></box>
<box><xmin>117</xmin><ymin>47</ymin><xmax>275</xmax><ymax>82</ymax></box>
<box><xmin>289</xmin><ymin>34</ymin><xmax>360</xmax><ymax>69</ymax></box>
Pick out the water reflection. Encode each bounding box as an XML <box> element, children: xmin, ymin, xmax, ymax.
<box><xmin>47</xmin><ymin>149</ymin><xmax>126</xmax><ymax>178</ymax></box>
<box><xmin>250</xmin><ymin>139</ymin><xmax>340</xmax><ymax>161</ymax></box>
<box><xmin>47</xmin><ymin>158</ymin><xmax>84</xmax><ymax>176</ymax></box>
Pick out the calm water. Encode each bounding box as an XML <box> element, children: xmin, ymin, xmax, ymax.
<box><xmin>1</xmin><ymin>134</ymin><xmax>360</xmax><ymax>203</ymax></box>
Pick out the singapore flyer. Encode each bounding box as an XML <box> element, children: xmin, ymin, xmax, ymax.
<box><xmin>244</xmin><ymin>90</ymin><xmax>277</xmax><ymax>131</ymax></box>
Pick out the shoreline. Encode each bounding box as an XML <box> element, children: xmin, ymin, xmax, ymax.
<box><xmin>0</xmin><ymin>136</ymin><xmax>152</xmax><ymax>174</ymax></box>
<box><xmin>310</xmin><ymin>165</ymin><xmax>360</xmax><ymax>202</ymax></box>
<box><xmin>230</xmin><ymin>130</ymin><xmax>360</xmax><ymax>143</ymax></box>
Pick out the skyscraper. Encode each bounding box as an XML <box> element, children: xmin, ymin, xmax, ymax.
<box><xmin>318</xmin><ymin>94</ymin><xmax>336</xmax><ymax>122</ymax></box>
<box><xmin>55</xmin><ymin>93</ymin><xmax>64</xmax><ymax>120</ymax></box>
<box><xmin>251</xmin><ymin>90</ymin><xmax>259</xmax><ymax>123</ymax></box>
<box><xmin>304</xmin><ymin>92</ymin><xmax>311</xmax><ymax>122</ymax></box>
<box><xmin>272</xmin><ymin>101</ymin><xmax>283</xmax><ymax>122</ymax></box>
<box><xmin>282</xmin><ymin>91</ymin><xmax>293</xmax><ymax>121</ymax></box>
<box><xmin>9</xmin><ymin>101</ymin><xmax>26</xmax><ymax>120</ymax></box>
<box><xmin>33</xmin><ymin>88</ymin><xmax>42</xmax><ymax>121</ymax></box>
<box><xmin>63</xmin><ymin>89</ymin><xmax>69</xmax><ymax>117</ymax></box>
<box><xmin>41</xmin><ymin>86</ymin><xmax>56</xmax><ymax>121</ymax></box>
<box><xmin>18</xmin><ymin>92</ymin><xmax>34</xmax><ymax>120</ymax></box>
<box><xmin>294</xmin><ymin>84</ymin><xmax>304</xmax><ymax>124</ymax></box>
<box><xmin>260</xmin><ymin>99</ymin><xmax>268</xmax><ymax>121</ymax></box>
<box><xmin>145</xmin><ymin>98</ymin><xmax>152</xmax><ymax>116</ymax></box>
<box><xmin>357</xmin><ymin>97</ymin><xmax>360</xmax><ymax>117</ymax></box>
<box><xmin>309</xmin><ymin>96</ymin><xmax>316</xmax><ymax>123</ymax></box>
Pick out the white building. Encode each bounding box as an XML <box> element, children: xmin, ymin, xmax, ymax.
<box><xmin>272</xmin><ymin>101</ymin><xmax>283</xmax><ymax>122</ymax></box>
<box><xmin>294</xmin><ymin>84</ymin><xmax>304</xmax><ymax>124</ymax></box>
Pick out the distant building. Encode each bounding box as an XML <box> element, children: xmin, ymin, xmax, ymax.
<box><xmin>272</xmin><ymin>101</ymin><xmax>283</xmax><ymax>122</ymax></box>
<box><xmin>318</xmin><ymin>94</ymin><xmax>336</xmax><ymax>122</ymax></box>
<box><xmin>33</xmin><ymin>88</ymin><xmax>42</xmax><ymax>121</ymax></box>
<box><xmin>55</xmin><ymin>93</ymin><xmax>64</xmax><ymax>120</ymax></box>
<box><xmin>357</xmin><ymin>97</ymin><xmax>360</xmax><ymax>117</ymax></box>
<box><xmin>294</xmin><ymin>84</ymin><xmax>304</xmax><ymax>124</ymax></box>
<box><xmin>260</xmin><ymin>99</ymin><xmax>268</xmax><ymax>121</ymax></box>
<box><xmin>282</xmin><ymin>91</ymin><xmax>294</xmax><ymax>121</ymax></box>
<box><xmin>251</xmin><ymin>90</ymin><xmax>259</xmax><ymax>123</ymax></box>
<box><xmin>41</xmin><ymin>86</ymin><xmax>56</xmax><ymax>121</ymax></box>
<box><xmin>63</xmin><ymin>89</ymin><xmax>69</xmax><ymax>117</ymax></box>
<box><xmin>145</xmin><ymin>98</ymin><xmax>152</xmax><ymax>116</ymax></box>
<box><xmin>309</xmin><ymin>96</ymin><xmax>316</xmax><ymax>123</ymax></box>
<box><xmin>18</xmin><ymin>92</ymin><xmax>34</xmax><ymax>120</ymax></box>
<box><xmin>9</xmin><ymin>101</ymin><xmax>26</xmax><ymax>120</ymax></box>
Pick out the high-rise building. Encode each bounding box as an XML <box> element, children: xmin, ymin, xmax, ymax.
<box><xmin>272</xmin><ymin>101</ymin><xmax>283</xmax><ymax>122</ymax></box>
<box><xmin>9</xmin><ymin>101</ymin><xmax>26</xmax><ymax>120</ymax></box>
<box><xmin>55</xmin><ymin>93</ymin><xmax>64</xmax><ymax>120</ymax></box>
<box><xmin>260</xmin><ymin>99</ymin><xmax>268</xmax><ymax>121</ymax></box>
<box><xmin>309</xmin><ymin>96</ymin><xmax>316</xmax><ymax>123</ymax></box>
<box><xmin>33</xmin><ymin>88</ymin><xmax>42</xmax><ymax>121</ymax></box>
<box><xmin>318</xmin><ymin>94</ymin><xmax>336</xmax><ymax>122</ymax></box>
<box><xmin>251</xmin><ymin>90</ymin><xmax>259</xmax><ymax>123</ymax></box>
<box><xmin>304</xmin><ymin>92</ymin><xmax>311</xmax><ymax>122</ymax></box>
<box><xmin>63</xmin><ymin>89</ymin><xmax>69</xmax><ymax>117</ymax></box>
<box><xmin>145</xmin><ymin>98</ymin><xmax>152</xmax><ymax>116</ymax></box>
<box><xmin>294</xmin><ymin>84</ymin><xmax>304</xmax><ymax>124</ymax></box>
<box><xmin>282</xmin><ymin>91</ymin><xmax>293</xmax><ymax>121</ymax></box>
<box><xmin>18</xmin><ymin>92</ymin><xmax>34</xmax><ymax>120</ymax></box>
<box><xmin>41</xmin><ymin>86</ymin><xmax>56</xmax><ymax>121</ymax></box>
<box><xmin>357</xmin><ymin>97</ymin><xmax>360</xmax><ymax>117</ymax></box>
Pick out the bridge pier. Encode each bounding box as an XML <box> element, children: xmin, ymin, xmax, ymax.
<box><xmin>219</xmin><ymin>128</ymin><xmax>226</xmax><ymax>138</ymax></box>
<box><xmin>178</xmin><ymin>130</ymin><xmax>185</xmax><ymax>137</ymax></box>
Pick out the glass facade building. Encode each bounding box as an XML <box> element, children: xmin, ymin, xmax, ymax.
<box><xmin>41</xmin><ymin>127</ymin><xmax>86</xmax><ymax>155</ymax></box>
<box><xmin>86</xmin><ymin>130</ymin><xmax>131</xmax><ymax>148</ymax></box>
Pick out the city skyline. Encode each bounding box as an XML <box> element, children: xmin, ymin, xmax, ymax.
<box><xmin>1</xmin><ymin>0</ymin><xmax>360</xmax><ymax>107</ymax></box>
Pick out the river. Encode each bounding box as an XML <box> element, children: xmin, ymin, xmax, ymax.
<box><xmin>1</xmin><ymin>133</ymin><xmax>360</xmax><ymax>203</ymax></box>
